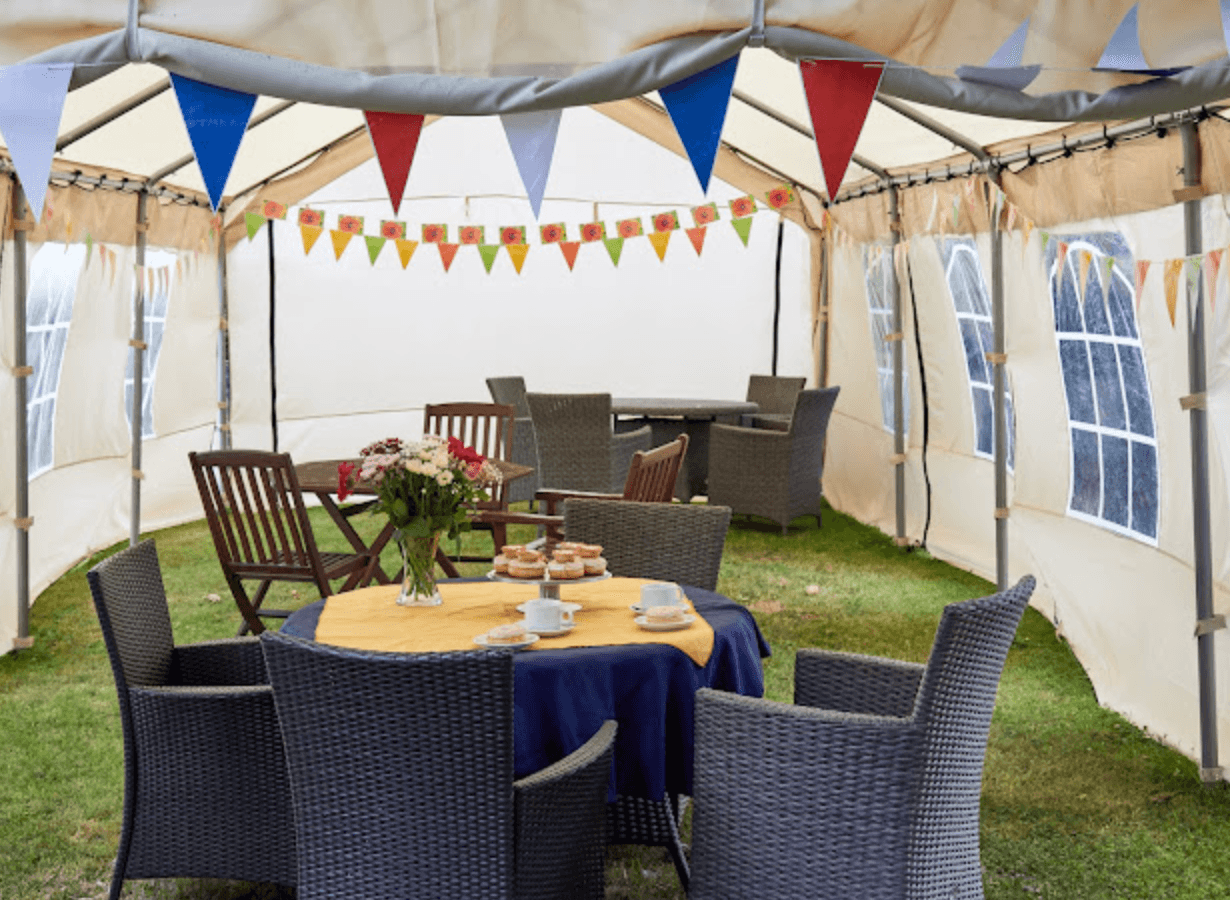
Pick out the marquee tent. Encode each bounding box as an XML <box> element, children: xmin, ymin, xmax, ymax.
<box><xmin>0</xmin><ymin>2</ymin><xmax>1227</xmax><ymax>781</ymax></box>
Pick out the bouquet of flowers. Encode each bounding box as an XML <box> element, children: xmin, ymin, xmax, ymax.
<box><xmin>338</xmin><ymin>435</ymin><xmax>501</xmax><ymax>605</ymax></box>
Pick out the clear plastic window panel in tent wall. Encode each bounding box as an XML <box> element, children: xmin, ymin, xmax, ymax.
<box><xmin>1046</xmin><ymin>232</ymin><xmax>1158</xmax><ymax>543</ymax></box>
<box><xmin>939</xmin><ymin>238</ymin><xmax>1015</xmax><ymax>468</ymax></box>
<box><xmin>124</xmin><ymin>250</ymin><xmax>176</xmax><ymax>439</ymax></box>
<box><xmin>863</xmin><ymin>243</ymin><xmax>909</xmax><ymax>434</ymax></box>
<box><xmin>25</xmin><ymin>243</ymin><xmax>87</xmax><ymax>477</ymax></box>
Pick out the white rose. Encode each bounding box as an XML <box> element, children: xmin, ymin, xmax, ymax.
<box><xmin>436</xmin><ymin>470</ymin><xmax>454</xmax><ymax>486</ymax></box>
<box><xmin>422</xmin><ymin>462</ymin><xmax>439</xmax><ymax>476</ymax></box>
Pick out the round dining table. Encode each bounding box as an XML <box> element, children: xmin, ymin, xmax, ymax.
<box><xmin>610</xmin><ymin>398</ymin><xmax>759</xmax><ymax>499</ymax></box>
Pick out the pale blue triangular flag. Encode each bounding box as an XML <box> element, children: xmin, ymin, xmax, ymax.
<box><xmin>1097</xmin><ymin>5</ymin><xmax>1148</xmax><ymax>71</ymax></box>
<box><xmin>0</xmin><ymin>64</ymin><xmax>73</xmax><ymax>220</ymax></box>
<box><xmin>956</xmin><ymin>17</ymin><xmax>1040</xmax><ymax>90</ymax></box>
<box><xmin>501</xmin><ymin>109</ymin><xmax>562</xmax><ymax>219</ymax></box>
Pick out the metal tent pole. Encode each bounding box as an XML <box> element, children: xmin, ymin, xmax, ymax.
<box><xmin>989</xmin><ymin>172</ymin><xmax>1009</xmax><ymax>590</ymax></box>
<box><xmin>11</xmin><ymin>181</ymin><xmax>32</xmax><ymax>651</ymax></box>
<box><xmin>889</xmin><ymin>186</ymin><xmax>906</xmax><ymax>545</ymax></box>
<box><xmin>217</xmin><ymin>216</ymin><xmax>232</xmax><ymax>449</ymax></box>
<box><xmin>129</xmin><ymin>192</ymin><xmax>148</xmax><ymax>546</ymax></box>
<box><xmin>1179</xmin><ymin>121</ymin><xmax>1222</xmax><ymax>783</ymax></box>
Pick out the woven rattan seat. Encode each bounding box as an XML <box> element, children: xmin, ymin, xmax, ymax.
<box><xmin>707</xmin><ymin>386</ymin><xmax>841</xmax><ymax>535</ymax></box>
<box><xmin>260</xmin><ymin>630</ymin><xmax>616</xmax><ymax>900</ymax></box>
<box><xmin>690</xmin><ymin>575</ymin><xmax>1036</xmax><ymax>900</ymax></box>
<box><xmin>87</xmin><ymin>540</ymin><xmax>297</xmax><ymax>900</ymax></box>
<box><xmin>742</xmin><ymin>374</ymin><xmax>806</xmax><ymax>429</ymax></box>
<box><xmin>487</xmin><ymin>376</ymin><xmax>540</xmax><ymax>504</ymax></box>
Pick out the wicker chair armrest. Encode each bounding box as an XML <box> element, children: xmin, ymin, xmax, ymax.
<box><xmin>709</xmin><ymin>422</ymin><xmax>793</xmax><ymax>470</ymax></box>
<box><xmin>692</xmin><ymin>690</ymin><xmax>921</xmax><ymax>896</ymax></box>
<box><xmin>794</xmin><ymin>648</ymin><xmax>925</xmax><ymax>718</ymax></box>
<box><xmin>514</xmin><ymin>720</ymin><xmax>617</xmax><ymax>900</ymax></box>
<box><xmin>172</xmin><ymin>637</ymin><xmax>268</xmax><ymax>686</ymax></box>
<box><xmin>534</xmin><ymin>489</ymin><xmax>622</xmax><ymax>515</ymax></box>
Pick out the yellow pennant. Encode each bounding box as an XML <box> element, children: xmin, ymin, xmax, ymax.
<box><xmin>395</xmin><ymin>238</ymin><xmax>418</xmax><ymax>269</ymax></box>
<box><xmin>300</xmin><ymin>224</ymin><xmax>323</xmax><ymax>255</ymax></box>
<box><xmin>330</xmin><ymin>229</ymin><xmax>354</xmax><ymax>260</ymax></box>
<box><xmin>505</xmin><ymin>242</ymin><xmax>529</xmax><ymax>274</ymax></box>
<box><xmin>1021</xmin><ymin>218</ymin><xmax>1034</xmax><ymax>256</ymax></box>
<box><xmin>648</xmin><ymin>231</ymin><xmax>671</xmax><ymax>262</ymax></box>
<box><xmin>1078</xmin><ymin>250</ymin><xmax>1091</xmax><ymax>299</ymax></box>
<box><xmin>1164</xmin><ymin>258</ymin><xmax>1183</xmax><ymax>326</ymax></box>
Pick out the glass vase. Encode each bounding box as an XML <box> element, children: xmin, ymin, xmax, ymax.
<box><xmin>394</xmin><ymin>529</ymin><xmax>443</xmax><ymax>607</ymax></box>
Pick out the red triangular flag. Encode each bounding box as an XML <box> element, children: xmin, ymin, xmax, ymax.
<box><xmin>363</xmin><ymin>111</ymin><xmax>424</xmax><ymax>215</ymax></box>
<box><xmin>686</xmin><ymin>226</ymin><xmax>707</xmax><ymax>256</ymax></box>
<box><xmin>438</xmin><ymin>242</ymin><xmax>459</xmax><ymax>272</ymax></box>
<box><xmin>559</xmin><ymin>241</ymin><xmax>581</xmax><ymax>271</ymax></box>
<box><xmin>798</xmin><ymin>59</ymin><xmax>885</xmax><ymax>201</ymax></box>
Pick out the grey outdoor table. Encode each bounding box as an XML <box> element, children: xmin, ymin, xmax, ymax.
<box><xmin>611</xmin><ymin>398</ymin><xmax>759</xmax><ymax>499</ymax></box>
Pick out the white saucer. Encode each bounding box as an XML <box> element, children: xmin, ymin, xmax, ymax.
<box><xmin>634</xmin><ymin>614</ymin><xmax>696</xmax><ymax>632</ymax></box>
<box><xmin>518</xmin><ymin>602</ymin><xmax>582</xmax><ymax>614</ymax></box>
<box><xmin>473</xmin><ymin>633</ymin><xmax>540</xmax><ymax>651</ymax></box>
<box><xmin>629</xmin><ymin>602</ymin><xmax>690</xmax><ymax>614</ymax></box>
<box><xmin>528</xmin><ymin>621</ymin><xmax>576</xmax><ymax>638</ymax></box>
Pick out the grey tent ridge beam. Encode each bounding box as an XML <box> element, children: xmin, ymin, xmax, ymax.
<box><xmin>0</xmin><ymin>160</ymin><xmax>212</xmax><ymax>209</ymax></box>
<box><xmin>56</xmin><ymin>77</ymin><xmax>171</xmax><ymax>152</ymax></box>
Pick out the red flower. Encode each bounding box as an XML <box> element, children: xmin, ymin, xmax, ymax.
<box><xmin>653</xmin><ymin>213</ymin><xmax>677</xmax><ymax>233</ymax></box>
<box><xmin>766</xmin><ymin>187</ymin><xmax>793</xmax><ymax>209</ymax></box>
<box><xmin>730</xmin><ymin>196</ymin><xmax>755</xmax><ymax>218</ymax></box>
<box><xmin>581</xmin><ymin>222</ymin><xmax>605</xmax><ymax>242</ymax></box>
<box><xmin>337</xmin><ymin>461</ymin><xmax>356</xmax><ymax>501</ymax></box>
<box><xmin>381</xmin><ymin>221</ymin><xmax>404</xmax><ymax>240</ymax></box>
<box><xmin>423</xmin><ymin>224</ymin><xmax>445</xmax><ymax>243</ymax></box>
<box><xmin>262</xmin><ymin>200</ymin><xmax>287</xmax><ymax>219</ymax></box>
<box><xmin>447</xmin><ymin>436</ymin><xmax>485</xmax><ymax>467</ymax></box>
<box><xmin>692</xmin><ymin>204</ymin><xmax>717</xmax><ymax>226</ymax></box>
<box><xmin>338</xmin><ymin>215</ymin><xmax>364</xmax><ymax>234</ymax></box>
<box><xmin>502</xmin><ymin>227</ymin><xmax>525</xmax><ymax>245</ymax></box>
<box><xmin>617</xmin><ymin>219</ymin><xmax>642</xmax><ymax>238</ymax></box>
<box><xmin>540</xmin><ymin>223</ymin><xmax>564</xmax><ymax>244</ymax></box>
<box><xmin>460</xmin><ymin>226</ymin><xmax>483</xmax><ymax>245</ymax></box>
<box><xmin>298</xmin><ymin>208</ymin><xmax>323</xmax><ymax>227</ymax></box>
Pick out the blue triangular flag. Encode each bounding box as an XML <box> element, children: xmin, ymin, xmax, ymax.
<box><xmin>957</xmin><ymin>17</ymin><xmax>1040</xmax><ymax>91</ymax></box>
<box><xmin>501</xmin><ymin>110</ymin><xmax>562</xmax><ymax>219</ymax></box>
<box><xmin>1221</xmin><ymin>0</ymin><xmax>1230</xmax><ymax>57</ymax></box>
<box><xmin>0</xmin><ymin>64</ymin><xmax>73</xmax><ymax>221</ymax></box>
<box><xmin>1096</xmin><ymin>4</ymin><xmax>1187</xmax><ymax>75</ymax></box>
<box><xmin>658</xmin><ymin>55</ymin><xmax>739</xmax><ymax>195</ymax></box>
<box><xmin>169</xmin><ymin>73</ymin><xmax>257</xmax><ymax>211</ymax></box>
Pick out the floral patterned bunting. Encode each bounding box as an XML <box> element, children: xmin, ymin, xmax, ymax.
<box><xmin>691</xmin><ymin>203</ymin><xmax>719</xmax><ymax>226</ymax></box>
<box><xmin>422</xmin><ymin>224</ymin><xmax>447</xmax><ymax>244</ymax></box>
<box><xmin>652</xmin><ymin>211</ymin><xmax>679</xmax><ymax>233</ymax></box>
<box><xmin>765</xmin><ymin>185</ymin><xmax>794</xmax><ymax>209</ymax></box>
<box><xmin>338</xmin><ymin>215</ymin><xmax>364</xmax><ymax>235</ymax></box>
<box><xmin>262</xmin><ymin>200</ymin><xmax>287</xmax><ymax>220</ymax></box>
<box><xmin>616</xmin><ymin>218</ymin><xmax>643</xmax><ymax>238</ymax></box>
<box><xmin>729</xmin><ymin>195</ymin><xmax>756</xmax><ymax>218</ymax></box>
<box><xmin>298</xmin><ymin>208</ymin><xmax>323</xmax><ymax>228</ymax></box>
<box><xmin>380</xmin><ymin>220</ymin><xmax>406</xmax><ymax>241</ymax></box>
<box><xmin>540</xmin><ymin>223</ymin><xmax>566</xmax><ymax>244</ymax></box>
<box><xmin>500</xmin><ymin>226</ymin><xmax>526</xmax><ymax>245</ymax></box>
<box><xmin>581</xmin><ymin>221</ymin><xmax>606</xmax><ymax>242</ymax></box>
<box><xmin>459</xmin><ymin>225</ymin><xmax>484</xmax><ymax>245</ymax></box>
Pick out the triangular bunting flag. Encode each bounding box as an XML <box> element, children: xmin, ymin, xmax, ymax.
<box><xmin>603</xmin><ymin>236</ymin><xmax>624</xmax><ymax>266</ymax></box>
<box><xmin>395</xmin><ymin>239</ymin><xmax>418</xmax><ymax>269</ymax></box>
<box><xmin>1058</xmin><ymin>241</ymin><xmax>1070</xmax><ymax>273</ymax></box>
<box><xmin>658</xmin><ymin>54</ymin><xmax>739</xmax><ymax>194</ymax></box>
<box><xmin>169</xmin><ymin>73</ymin><xmax>257</xmax><ymax>211</ymax></box>
<box><xmin>85</xmin><ymin>232</ymin><xmax>94</xmax><ymax>263</ymax></box>
<box><xmin>1005</xmin><ymin>202</ymin><xmax>1018</xmax><ymax>233</ymax></box>
<box><xmin>506</xmin><ymin>242</ymin><xmax>530</xmax><ymax>274</ymax></box>
<box><xmin>478</xmin><ymin>244</ymin><xmax>500</xmax><ymax>274</ymax></box>
<box><xmin>648</xmin><ymin>231</ymin><xmax>671</xmax><ymax>262</ymax></box>
<box><xmin>798</xmin><ymin>59</ymin><xmax>886</xmax><ymax>201</ymax></box>
<box><xmin>731</xmin><ymin>216</ymin><xmax>753</xmax><ymax>246</ymax></box>
<box><xmin>363</xmin><ymin>111</ymin><xmax>424</xmax><ymax>214</ymax></box>
<box><xmin>1134</xmin><ymin>259</ymin><xmax>1151</xmax><ymax>308</ymax></box>
<box><xmin>956</xmin><ymin>16</ymin><xmax>1041</xmax><ymax>91</ymax></box>
<box><xmin>559</xmin><ymin>241</ymin><xmax>581</xmax><ymax>271</ymax></box>
<box><xmin>1205</xmin><ymin>248</ymin><xmax>1222</xmax><ymax>306</ymax></box>
<box><xmin>438</xmin><ymin>242</ymin><xmax>459</xmax><ymax>271</ymax></box>
<box><xmin>300</xmin><ymin>225</ymin><xmax>323</xmax><ymax>255</ymax></box>
<box><xmin>1186</xmin><ymin>255</ymin><xmax>1203</xmax><ymax>300</ymax></box>
<box><xmin>685</xmin><ymin>226</ymin><xmax>707</xmax><ymax>256</ymax></box>
<box><xmin>245</xmin><ymin>212</ymin><xmax>266</xmax><ymax>241</ymax></box>
<box><xmin>365</xmin><ymin>235</ymin><xmax>386</xmax><ymax>265</ymax></box>
<box><xmin>502</xmin><ymin>109</ymin><xmax>563</xmax><ymax>218</ymax></box>
<box><xmin>951</xmin><ymin>196</ymin><xmax>961</xmax><ymax>230</ymax></box>
<box><xmin>1022</xmin><ymin>219</ymin><xmax>1034</xmax><ymax>254</ymax></box>
<box><xmin>1078</xmin><ymin>251</ymin><xmax>1092</xmax><ymax>298</ymax></box>
<box><xmin>330</xmin><ymin>229</ymin><xmax>354</xmax><ymax>260</ymax></box>
<box><xmin>1164</xmin><ymin>258</ymin><xmax>1183</xmax><ymax>326</ymax></box>
<box><xmin>925</xmin><ymin>189</ymin><xmax>939</xmax><ymax>232</ymax></box>
<box><xmin>0</xmin><ymin>64</ymin><xmax>72</xmax><ymax>221</ymax></box>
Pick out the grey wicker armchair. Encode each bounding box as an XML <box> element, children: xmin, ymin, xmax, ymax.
<box><xmin>742</xmin><ymin>374</ymin><xmax>806</xmax><ymax>430</ymax></box>
<box><xmin>259</xmin><ymin>629</ymin><xmax>617</xmax><ymax>900</ymax></box>
<box><xmin>707</xmin><ymin>386</ymin><xmax>840</xmax><ymax>535</ymax></box>
<box><xmin>487</xmin><ymin>376</ymin><xmax>540</xmax><ymax>504</ymax></box>
<box><xmin>527</xmin><ymin>392</ymin><xmax>653</xmax><ymax>495</ymax></box>
<box><xmin>86</xmin><ymin>540</ymin><xmax>296</xmax><ymax>900</ymax></box>
<box><xmin>563</xmin><ymin>497</ymin><xmax>731</xmax><ymax>592</ymax></box>
<box><xmin>690</xmin><ymin>574</ymin><xmax>1036</xmax><ymax>900</ymax></box>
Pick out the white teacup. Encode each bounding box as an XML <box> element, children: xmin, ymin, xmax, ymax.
<box><xmin>640</xmin><ymin>582</ymin><xmax>683</xmax><ymax>609</ymax></box>
<box><xmin>522</xmin><ymin>598</ymin><xmax>574</xmax><ymax>632</ymax></box>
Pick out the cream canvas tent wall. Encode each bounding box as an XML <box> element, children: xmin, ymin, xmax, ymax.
<box><xmin>0</xmin><ymin>2</ymin><xmax>1227</xmax><ymax>781</ymax></box>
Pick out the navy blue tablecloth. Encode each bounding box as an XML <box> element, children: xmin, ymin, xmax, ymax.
<box><xmin>282</xmin><ymin>582</ymin><xmax>770</xmax><ymax>802</ymax></box>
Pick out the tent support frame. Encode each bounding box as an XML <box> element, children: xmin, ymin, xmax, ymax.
<box><xmin>989</xmin><ymin>169</ymin><xmax>1008</xmax><ymax>590</ymax></box>
<box><xmin>218</xmin><ymin>214</ymin><xmax>232</xmax><ymax>449</ymax></box>
<box><xmin>889</xmin><ymin>187</ymin><xmax>906</xmax><ymax>545</ymax></box>
<box><xmin>11</xmin><ymin>181</ymin><xmax>32</xmax><ymax>651</ymax></box>
<box><xmin>1179</xmin><ymin>121</ymin><xmax>1221</xmax><ymax>783</ymax></box>
<box><xmin>129</xmin><ymin>192</ymin><xmax>148</xmax><ymax>547</ymax></box>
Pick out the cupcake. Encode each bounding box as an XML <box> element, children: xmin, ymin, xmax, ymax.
<box><xmin>508</xmin><ymin>549</ymin><xmax>546</xmax><ymax>579</ymax></box>
<box><xmin>547</xmin><ymin>551</ymin><xmax>585</xmax><ymax>579</ymax></box>
<box><xmin>576</xmin><ymin>543</ymin><xmax>603</xmax><ymax>559</ymax></box>
<box><xmin>582</xmin><ymin>555</ymin><xmax>607</xmax><ymax>576</ymax></box>
<box><xmin>486</xmin><ymin>622</ymin><xmax>528</xmax><ymax>644</ymax></box>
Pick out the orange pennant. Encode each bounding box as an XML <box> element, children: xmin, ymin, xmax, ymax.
<box><xmin>648</xmin><ymin>231</ymin><xmax>671</xmax><ymax>262</ymax></box>
<box><xmin>1134</xmin><ymin>260</ymin><xmax>1150</xmax><ymax>309</ymax></box>
<box><xmin>506</xmin><ymin>242</ymin><xmax>529</xmax><ymax>274</ymax></box>
<box><xmin>559</xmin><ymin>241</ymin><xmax>581</xmax><ymax>270</ymax></box>
<box><xmin>395</xmin><ymin>238</ymin><xmax>418</xmax><ymax>269</ymax></box>
<box><xmin>330</xmin><ymin>229</ymin><xmax>353</xmax><ymax>260</ymax></box>
<box><xmin>438</xmin><ymin>243</ymin><xmax>459</xmax><ymax>271</ymax></box>
<box><xmin>1205</xmin><ymin>248</ymin><xmax>1222</xmax><ymax>307</ymax></box>
<box><xmin>1164</xmin><ymin>258</ymin><xmax>1183</xmax><ymax>326</ymax></box>
<box><xmin>300</xmin><ymin>224</ymin><xmax>323</xmax><ymax>255</ymax></box>
<box><xmin>685</xmin><ymin>226</ymin><xmax>706</xmax><ymax>256</ymax></box>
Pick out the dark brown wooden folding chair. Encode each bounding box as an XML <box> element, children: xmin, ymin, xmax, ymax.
<box><xmin>189</xmin><ymin>449</ymin><xmax>383</xmax><ymax>635</ymax></box>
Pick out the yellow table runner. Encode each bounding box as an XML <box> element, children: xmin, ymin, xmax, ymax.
<box><xmin>316</xmin><ymin>577</ymin><xmax>716</xmax><ymax>666</ymax></box>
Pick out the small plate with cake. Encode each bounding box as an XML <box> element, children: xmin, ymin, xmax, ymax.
<box><xmin>634</xmin><ymin>605</ymin><xmax>696</xmax><ymax>632</ymax></box>
<box><xmin>474</xmin><ymin>622</ymin><xmax>540</xmax><ymax>650</ymax></box>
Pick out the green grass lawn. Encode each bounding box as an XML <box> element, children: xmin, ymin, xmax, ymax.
<box><xmin>2</xmin><ymin>502</ymin><xmax>1227</xmax><ymax>899</ymax></box>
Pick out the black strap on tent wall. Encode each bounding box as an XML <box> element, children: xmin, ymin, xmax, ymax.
<box><xmin>268</xmin><ymin>218</ymin><xmax>278</xmax><ymax>452</ymax></box>
<box><xmin>903</xmin><ymin>250</ymin><xmax>932</xmax><ymax>548</ymax></box>
<box><xmin>772</xmin><ymin>218</ymin><xmax>784</xmax><ymax>374</ymax></box>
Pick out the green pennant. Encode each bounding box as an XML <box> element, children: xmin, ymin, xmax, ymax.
<box><xmin>604</xmin><ymin>236</ymin><xmax>624</xmax><ymax>267</ymax></box>
<box><xmin>84</xmin><ymin>232</ymin><xmax>93</xmax><ymax>262</ymax></box>
<box><xmin>478</xmin><ymin>243</ymin><xmax>500</xmax><ymax>274</ymax></box>
<box><xmin>245</xmin><ymin>211</ymin><xmax>266</xmax><ymax>241</ymax></box>
<box><xmin>365</xmin><ymin>235</ymin><xmax>386</xmax><ymax>265</ymax></box>
<box><xmin>731</xmin><ymin>216</ymin><xmax>753</xmax><ymax>247</ymax></box>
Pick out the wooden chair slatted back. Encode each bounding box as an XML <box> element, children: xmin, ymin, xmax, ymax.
<box><xmin>622</xmin><ymin>434</ymin><xmax>688</xmax><ymax>502</ymax></box>
<box><xmin>422</xmin><ymin>403</ymin><xmax>517</xmax><ymax>507</ymax></box>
